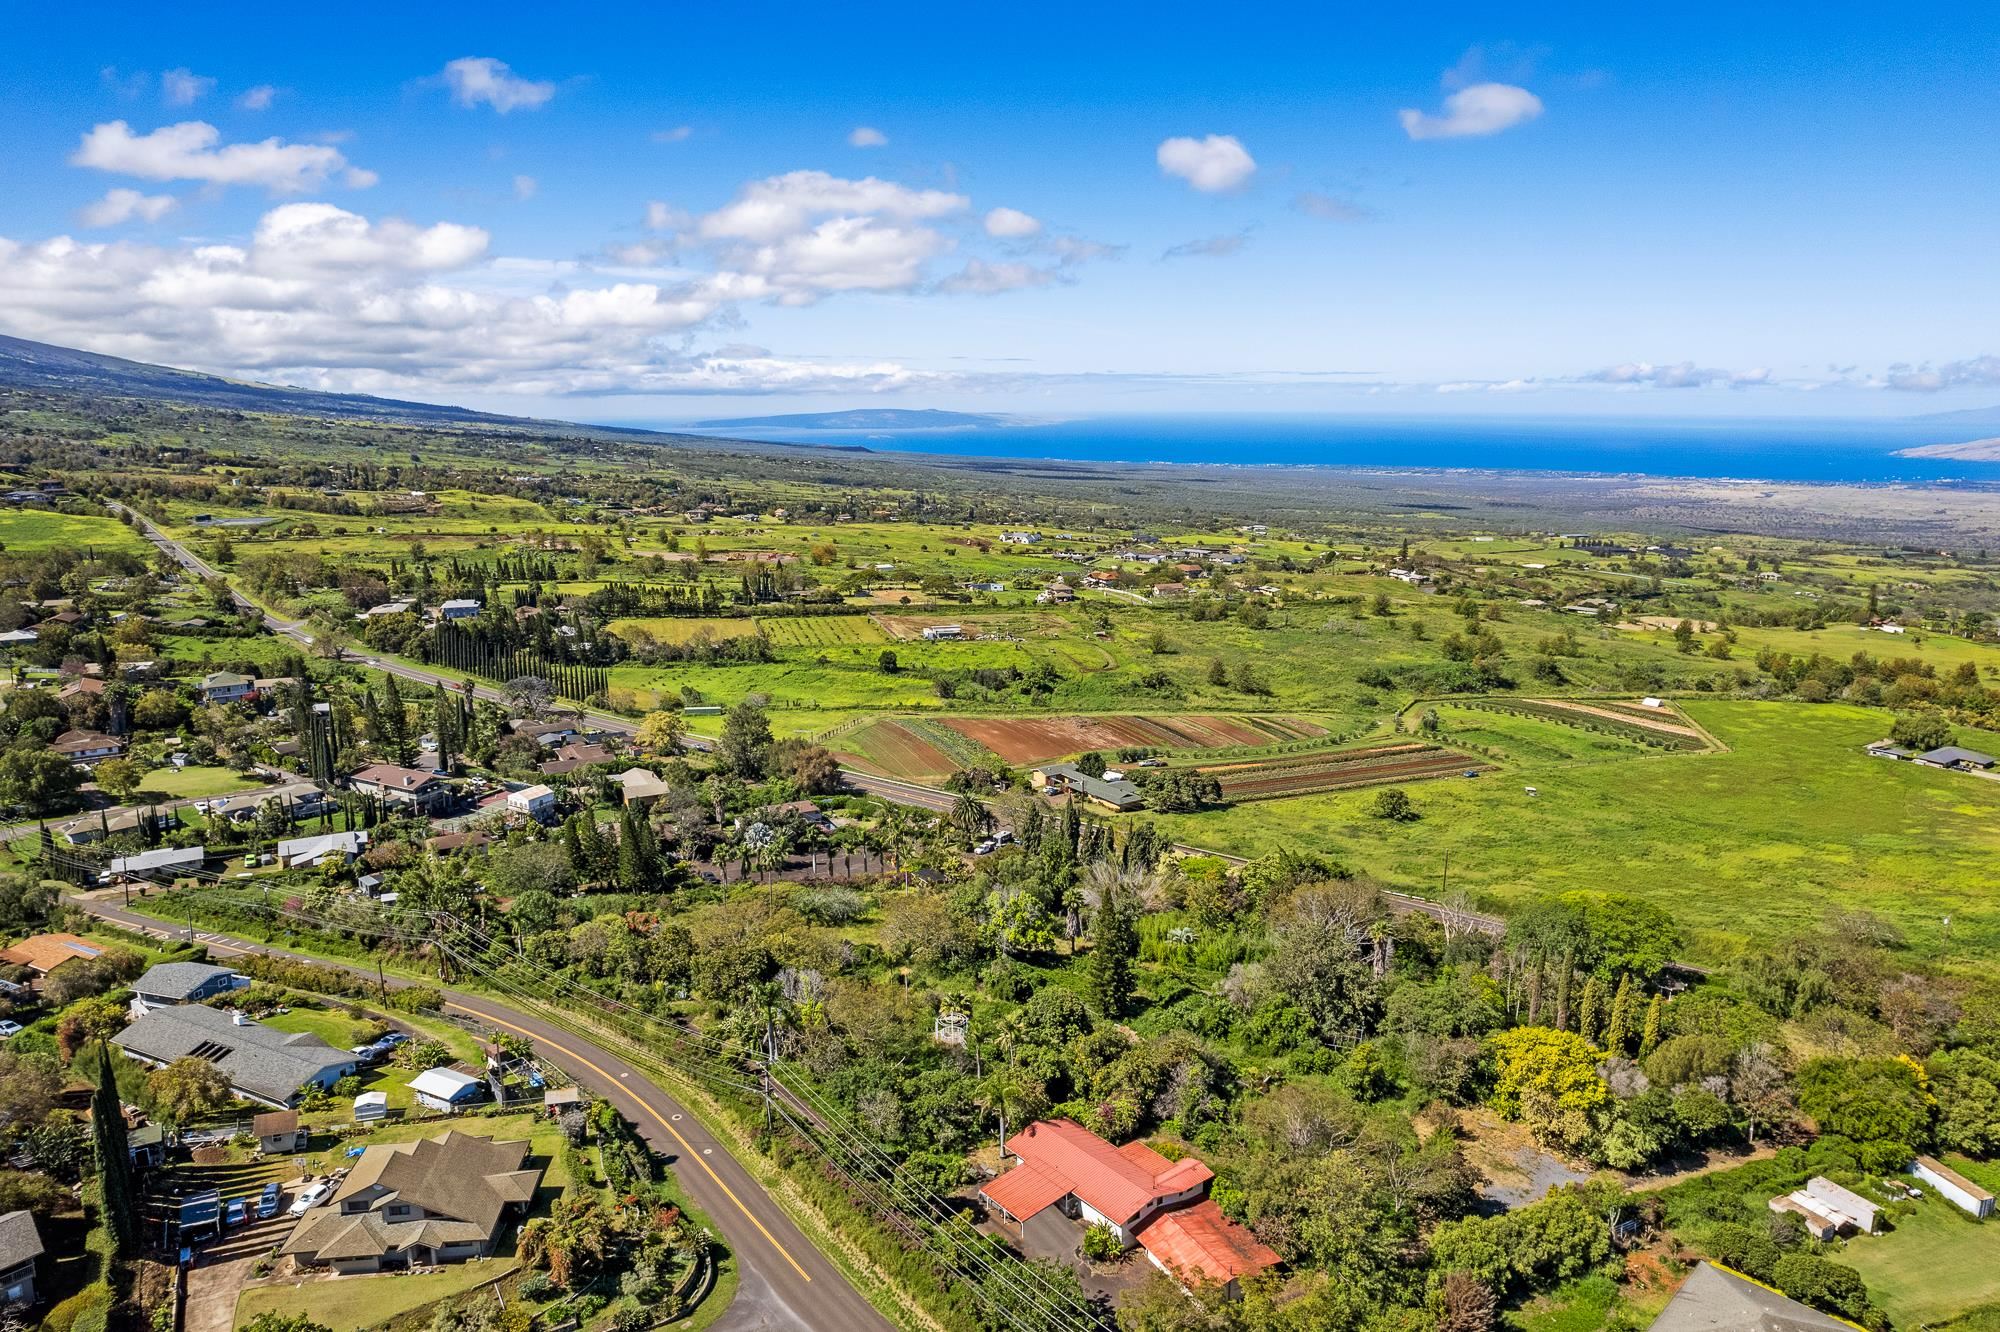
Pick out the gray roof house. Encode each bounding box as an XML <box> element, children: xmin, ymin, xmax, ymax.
<box><xmin>1648</xmin><ymin>1261</ymin><xmax>1850</xmax><ymax>1332</ymax></box>
<box><xmin>113</xmin><ymin>1005</ymin><xmax>358</xmax><ymax>1107</ymax></box>
<box><xmin>108</xmin><ymin>845</ymin><xmax>208</xmax><ymax>880</ymax></box>
<box><xmin>129</xmin><ymin>962</ymin><xmax>248</xmax><ymax>1016</ymax></box>
<box><xmin>1030</xmin><ymin>763</ymin><xmax>1145</xmax><ymax>812</ymax></box>
<box><xmin>0</xmin><ymin>1210</ymin><xmax>43</xmax><ymax>1308</ymax></box>
<box><xmin>1915</xmin><ymin>745</ymin><xmax>1998</xmax><ymax>770</ymax></box>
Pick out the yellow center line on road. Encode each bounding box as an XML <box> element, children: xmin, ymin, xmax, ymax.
<box><xmin>444</xmin><ymin>1000</ymin><xmax>812</xmax><ymax>1283</ymax></box>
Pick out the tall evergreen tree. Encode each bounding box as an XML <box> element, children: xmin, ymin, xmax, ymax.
<box><xmin>89</xmin><ymin>1044</ymin><xmax>138</xmax><ymax>1256</ymax></box>
<box><xmin>1639</xmin><ymin>994</ymin><xmax>1664</xmax><ymax>1056</ymax></box>
<box><xmin>1607</xmin><ymin>974</ymin><xmax>1638</xmax><ymax>1054</ymax></box>
<box><xmin>1577</xmin><ymin>974</ymin><xmax>1609</xmax><ymax>1047</ymax></box>
<box><xmin>1086</xmin><ymin>888</ymin><xmax>1139</xmax><ymax>1018</ymax></box>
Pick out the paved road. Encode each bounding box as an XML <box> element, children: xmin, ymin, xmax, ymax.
<box><xmin>70</xmin><ymin>894</ymin><xmax>894</xmax><ymax>1332</ymax></box>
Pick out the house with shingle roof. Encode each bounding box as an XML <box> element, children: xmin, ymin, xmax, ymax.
<box><xmin>0</xmin><ymin>1210</ymin><xmax>44</xmax><ymax>1308</ymax></box>
<box><xmin>280</xmin><ymin>1130</ymin><xmax>543</xmax><ymax>1273</ymax></box>
<box><xmin>129</xmin><ymin>961</ymin><xmax>247</xmax><ymax>1016</ymax></box>
<box><xmin>112</xmin><ymin>1005</ymin><xmax>357</xmax><ymax>1107</ymax></box>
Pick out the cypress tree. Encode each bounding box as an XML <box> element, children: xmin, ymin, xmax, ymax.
<box><xmin>616</xmin><ymin>808</ymin><xmax>646</xmax><ymax>890</ymax></box>
<box><xmin>1607</xmin><ymin>974</ymin><xmax>1637</xmax><ymax>1054</ymax></box>
<box><xmin>1640</xmin><ymin>994</ymin><xmax>1664</xmax><ymax>1056</ymax></box>
<box><xmin>1577</xmin><ymin>975</ymin><xmax>1609</xmax><ymax>1047</ymax></box>
<box><xmin>89</xmin><ymin>1044</ymin><xmax>138</xmax><ymax>1256</ymax></box>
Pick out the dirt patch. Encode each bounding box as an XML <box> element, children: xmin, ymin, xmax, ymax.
<box><xmin>1532</xmin><ymin>698</ymin><xmax>1703</xmax><ymax>738</ymax></box>
<box><xmin>1454</xmin><ymin>1107</ymin><xmax>1593</xmax><ymax>1210</ymax></box>
<box><xmin>1620</xmin><ymin>615</ymin><xmax>1719</xmax><ymax>633</ymax></box>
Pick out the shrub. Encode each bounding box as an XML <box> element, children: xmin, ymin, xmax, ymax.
<box><xmin>1081</xmin><ymin>1222</ymin><xmax>1123</xmax><ymax>1262</ymax></box>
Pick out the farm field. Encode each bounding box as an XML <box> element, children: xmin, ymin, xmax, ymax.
<box><xmin>1442</xmin><ymin>697</ymin><xmax>1714</xmax><ymax>751</ymax></box>
<box><xmin>940</xmin><ymin>713</ymin><xmax>1327</xmax><ymax>765</ymax></box>
<box><xmin>1192</xmin><ymin>741</ymin><xmax>1487</xmax><ymax>801</ymax></box>
<box><xmin>606</xmin><ymin>615</ymin><xmax>762</xmax><ymax>643</ymax></box>
<box><xmin>758</xmin><ymin>615</ymin><xmax>889</xmax><ymax>648</ymax></box>
<box><xmin>1152</xmin><ymin>701</ymin><xmax>2000</xmax><ymax>966</ymax></box>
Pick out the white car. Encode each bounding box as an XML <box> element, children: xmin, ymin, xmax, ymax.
<box><xmin>0</xmin><ymin>1021</ymin><xmax>20</xmax><ymax>1039</ymax></box>
<box><xmin>287</xmin><ymin>1182</ymin><xmax>332</xmax><ymax>1217</ymax></box>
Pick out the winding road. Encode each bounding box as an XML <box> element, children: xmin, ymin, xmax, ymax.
<box><xmin>69</xmin><ymin>893</ymin><xmax>895</xmax><ymax>1332</ymax></box>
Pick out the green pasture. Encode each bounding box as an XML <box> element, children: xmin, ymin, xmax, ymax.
<box><xmin>0</xmin><ymin>507</ymin><xmax>148</xmax><ymax>555</ymax></box>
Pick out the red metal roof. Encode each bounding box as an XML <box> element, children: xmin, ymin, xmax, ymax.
<box><xmin>979</xmin><ymin>1159</ymin><xmax>1071</xmax><ymax>1222</ymax></box>
<box><xmin>1136</xmin><ymin>1199</ymin><xmax>1280</xmax><ymax>1287</ymax></box>
<box><xmin>1001</xmin><ymin>1120</ymin><xmax>1213</xmax><ymax>1227</ymax></box>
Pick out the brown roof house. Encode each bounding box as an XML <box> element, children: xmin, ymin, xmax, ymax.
<box><xmin>281</xmin><ymin>1130</ymin><xmax>543</xmax><ymax>1273</ymax></box>
<box><xmin>254</xmin><ymin>1109</ymin><xmax>308</xmax><ymax>1156</ymax></box>
<box><xmin>0</xmin><ymin>932</ymin><xmax>107</xmax><ymax>977</ymax></box>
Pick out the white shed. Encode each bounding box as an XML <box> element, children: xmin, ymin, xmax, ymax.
<box><xmin>1913</xmin><ymin>1155</ymin><xmax>1995</xmax><ymax>1219</ymax></box>
<box><xmin>353</xmin><ymin>1091</ymin><xmax>390</xmax><ymax>1122</ymax></box>
<box><xmin>409</xmin><ymin>1067</ymin><xmax>485</xmax><ymax>1114</ymax></box>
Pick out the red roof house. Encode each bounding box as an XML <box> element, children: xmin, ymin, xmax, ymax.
<box><xmin>979</xmin><ymin>1120</ymin><xmax>1276</xmax><ymax>1293</ymax></box>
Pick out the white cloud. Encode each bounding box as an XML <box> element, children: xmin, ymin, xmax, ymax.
<box><xmin>1399</xmin><ymin>82</ymin><xmax>1543</xmax><ymax>140</ymax></box>
<box><xmin>248</xmin><ymin>203</ymin><xmax>489</xmax><ymax>275</ymax></box>
<box><xmin>513</xmin><ymin>174</ymin><xmax>538</xmax><ymax>201</ymax></box>
<box><xmin>72</xmin><ymin>120</ymin><xmax>363</xmax><ymax>194</ymax></box>
<box><xmin>161</xmin><ymin>68</ymin><xmax>215</xmax><ymax>107</ymax></box>
<box><xmin>699</xmin><ymin>170</ymin><xmax>966</xmax><ymax>244</ymax></box>
<box><xmin>652</xmin><ymin>126</ymin><xmax>693</xmax><ymax>143</ymax></box>
<box><xmin>847</xmin><ymin>126</ymin><xmax>888</xmax><ymax>148</ymax></box>
<box><xmin>1292</xmin><ymin>191</ymin><xmax>1370</xmax><ymax>222</ymax></box>
<box><xmin>237</xmin><ymin>85</ymin><xmax>278</xmax><ymax>112</ymax></box>
<box><xmin>983</xmin><ymin>206</ymin><xmax>1042</xmax><ymax>239</ymax></box>
<box><xmin>440</xmin><ymin>57</ymin><xmax>556</xmax><ymax>114</ymax></box>
<box><xmin>1162</xmin><ymin>231</ymin><xmax>1249</xmax><ymax>260</ymax></box>
<box><xmin>78</xmin><ymin>189</ymin><xmax>178</xmax><ymax>228</ymax></box>
<box><xmin>1157</xmin><ymin>135</ymin><xmax>1256</xmax><ymax>193</ymax></box>
<box><xmin>936</xmin><ymin>259</ymin><xmax>1059</xmax><ymax>295</ymax></box>
<box><xmin>1583</xmin><ymin>361</ymin><xmax>1770</xmax><ymax>389</ymax></box>
<box><xmin>344</xmin><ymin>167</ymin><xmax>380</xmax><ymax>189</ymax></box>
<box><xmin>1881</xmin><ymin>356</ymin><xmax>2000</xmax><ymax>392</ymax></box>
<box><xmin>644</xmin><ymin>201</ymin><xmax>688</xmax><ymax>233</ymax></box>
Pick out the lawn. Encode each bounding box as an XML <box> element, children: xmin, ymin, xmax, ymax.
<box><xmin>136</xmin><ymin>765</ymin><xmax>264</xmax><ymax>799</ymax></box>
<box><xmin>0</xmin><ymin>507</ymin><xmax>148</xmax><ymax>554</ymax></box>
<box><xmin>1842</xmin><ymin>1182</ymin><xmax>2000</xmax><ymax>1327</ymax></box>
<box><xmin>1149</xmin><ymin>700</ymin><xmax>2000</xmax><ymax>967</ymax></box>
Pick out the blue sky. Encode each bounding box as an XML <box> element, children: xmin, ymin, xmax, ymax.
<box><xmin>2</xmin><ymin>3</ymin><xmax>1996</xmax><ymax>422</ymax></box>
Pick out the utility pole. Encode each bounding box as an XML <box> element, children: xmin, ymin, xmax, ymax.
<box><xmin>761</xmin><ymin>1006</ymin><xmax>776</xmax><ymax>1137</ymax></box>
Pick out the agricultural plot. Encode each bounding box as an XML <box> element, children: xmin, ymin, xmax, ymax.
<box><xmin>1453</xmin><ymin>698</ymin><xmax>1714</xmax><ymax>751</ymax></box>
<box><xmin>1194</xmin><ymin>742</ymin><xmax>1488</xmax><ymax>801</ymax></box>
<box><xmin>829</xmin><ymin>717</ymin><xmax>961</xmax><ymax>778</ymax></box>
<box><xmin>606</xmin><ymin>616</ymin><xmax>760</xmax><ymax>643</ymax></box>
<box><xmin>0</xmin><ymin>507</ymin><xmax>147</xmax><ymax>554</ymax></box>
<box><xmin>939</xmin><ymin>713</ymin><xmax>1326</xmax><ymax>764</ymax></box>
<box><xmin>758</xmin><ymin>616</ymin><xmax>888</xmax><ymax>648</ymax></box>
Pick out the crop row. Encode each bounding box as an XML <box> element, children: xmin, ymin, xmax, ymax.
<box><xmin>1457</xmin><ymin>698</ymin><xmax>1709</xmax><ymax>751</ymax></box>
<box><xmin>1218</xmin><ymin>752</ymin><xmax>1487</xmax><ymax>801</ymax></box>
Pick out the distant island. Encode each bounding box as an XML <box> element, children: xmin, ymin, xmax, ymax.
<box><xmin>1893</xmin><ymin>437</ymin><xmax>2000</xmax><ymax>461</ymax></box>
<box><xmin>692</xmin><ymin>408</ymin><xmax>1020</xmax><ymax>430</ymax></box>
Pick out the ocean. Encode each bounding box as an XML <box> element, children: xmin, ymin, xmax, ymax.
<box><xmin>665</xmin><ymin>413</ymin><xmax>2000</xmax><ymax>486</ymax></box>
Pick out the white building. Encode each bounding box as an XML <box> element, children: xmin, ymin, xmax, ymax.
<box><xmin>1912</xmin><ymin>1155</ymin><xmax>1995</xmax><ymax>1219</ymax></box>
<box><xmin>276</xmin><ymin>829</ymin><xmax>368</xmax><ymax>869</ymax></box>
<box><xmin>921</xmin><ymin>624</ymin><xmax>965</xmax><ymax>640</ymax></box>
<box><xmin>507</xmin><ymin>784</ymin><xmax>557</xmax><ymax>820</ymax></box>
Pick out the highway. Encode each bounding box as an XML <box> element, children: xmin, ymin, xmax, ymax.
<box><xmin>70</xmin><ymin>893</ymin><xmax>895</xmax><ymax>1332</ymax></box>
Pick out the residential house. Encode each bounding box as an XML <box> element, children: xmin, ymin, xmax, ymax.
<box><xmin>128</xmin><ymin>961</ymin><xmax>247</xmax><ymax>1016</ymax></box>
<box><xmin>0</xmin><ymin>1211</ymin><xmax>43</xmax><ymax>1308</ymax></box>
<box><xmin>771</xmin><ymin>800</ymin><xmax>836</xmax><ymax>833</ymax></box>
<box><xmin>280</xmin><ymin>1130</ymin><xmax>542</xmax><ymax>1273</ymax></box>
<box><xmin>113</xmin><ymin>1005</ymin><xmax>358</xmax><ymax>1107</ymax></box>
<box><xmin>258</xmin><ymin>782</ymin><xmax>334</xmax><ymax>821</ymax></box>
<box><xmin>0</xmin><ymin>630</ymin><xmax>38</xmax><ymax>647</ymax></box>
<box><xmin>358</xmin><ymin>601</ymin><xmax>413</xmax><ymax>619</ymax></box>
<box><xmin>539</xmin><ymin>741</ymin><xmax>614</xmax><ymax>776</ymax></box>
<box><xmin>59</xmin><ymin>807</ymin><xmax>172</xmax><ymax>845</ymax></box>
<box><xmin>52</xmin><ymin>729</ymin><xmax>124</xmax><ymax>766</ymax></box>
<box><xmin>198</xmin><ymin>671</ymin><xmax>256</xmax><ymax>704</ymax></box>
<box><xmin>1036</xmin><ymin>579</ymin><xmax>1076</xmax><ymax>605</ymax></box>
<box><xmin>1915</xmin><ymin>746</ymin><xmax>1998</xmax><ymax>771</ymax></box>
<box><xmin>1150</xmin><ymin>583</ymin><xmax>1188</xmax><ymax>600</ymax></box>
<box><xmin>1029</xmin><ymin>764</ymin><xmax>1145</xmax><ymax>813</ymax></box>
<box><xmin>408</xmin><ymin>1067</ymin><xmax>487</xmax><ymax>1115</ymax></box>
<box><xmin>56</xmin><ymin>677</ymin><xmax>106</xmax><ymax>702</ymax></box>
<box><xmin>1000</xmin><ymin>531</ymin><xmax>1041</xmax><ymax>545</ymax></box>
<box><xmin>275</xmin><ymin>830</ymin><xmax>368</xmax><ymax>869</ymax></box>
<box><xmin>504</xmin><ymin>718</ymin><xmax>579</xmax><ymax>748</ymax></box>
<box><xmin>1648</xmin><ymin>1262</ymin><xmax>1851</xmax><ymax>1332</ymax></box>
<box><xmin>436</xmin><ymin>599</ymin><xmax>482</xmax><ymax>621</ymax></box>
<box><xmin>0</xmin><ymin>932</ymin><xmax>106</xmax><ymax>978</ymax></box>
<box><xmin>1912</xmin><ymin>1155</ymin><xmax>1995</xmax><ymax>1219</ymax></box>
<box><xmin>346</xmin><ymin>763</ymin><xmax>451</xmax><ymax>814</ymax></box>
<box><xmin>254</xmin><ymin>1109</ymin><xmax>308</xmax><ymax>1155</ymax></box>
<box><xmin>619</xmin><ymin>767</ymin><xmax>670</xmax><ymax>808</ymax></box>
<box><xmin>980</xmin><ymin>1120</ymin><xmax>1277</xmax><ymax>1295</ymax></box>
<box><xmin>506</xmin><ymin>784</ymin><xmax>557</xmax><ymax>821</ymax></box>
<box><xmin>425</xmin><ymin>830</ymin><xmax>491</xmax><ymax>856</ymax></box>
<box><xmin>108</xmin><ymin>845</ymin><xmax>207</xmax><ymax>882</ymax></box>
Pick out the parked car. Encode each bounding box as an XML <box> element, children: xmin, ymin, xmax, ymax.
<box><xmin>972</xmin><ymin>840</ymin><xmax>995</xmax><ymax>855</ymax></box>
<box><xmin>258</xmin><ymin>1183</ymin><xmax>281</xmax><ymax>1219</ymax></box>
<box><xmin>349</xmin><ymin>1044</ymin><xmax>383</xmax><ymax>1064</ymax></box>
<box><xmin>377</xmin><ymin>1031</ymin><xmax>409</xmax><ymax>1047</ymax></box>
<box><xmin>287</xmin><ymin>1182</ymin><xmax>332</xmax><ymax>1217</ymax></box>
<box><xmin>224</xmin><ymin>1198</ymin><xmax>247</xmax><ymax>1228</ymax></box>
<box><xmin>0</xmin><ymin>1021</ymin><xmax>20</xmax><ymax>1039</ymax></box>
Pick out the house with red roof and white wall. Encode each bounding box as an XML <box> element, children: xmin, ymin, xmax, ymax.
<box><xmin>978</xmin><ymin>1119</ymin><xmax>1279</xmax><ymax>1295</ymax></box>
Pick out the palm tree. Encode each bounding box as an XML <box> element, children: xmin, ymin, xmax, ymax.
<box><xmin>950</xmin><ymin>792</ymin><xmax>994</xmax><ymax>847</ymax></box>
<box><xmin>975</xmin><ymin>1064</ymin><xmax>1045</xmax><ymax>1163</ymax></box>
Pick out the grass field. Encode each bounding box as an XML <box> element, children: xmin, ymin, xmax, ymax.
<box><xmin>1842</xmin><ymin>1160</ymin><xmax>2000</xmax><ymax>1326</ymax></box>
<box><xmin>758</xmin><ymin>616</ymin><xmax>888</xmax><ymax>648</ymax></box>
<box><xmin>606</xmin><ymin>616</ymin><xmax>762</xmax><ymax>643</ymax></box>
<box><xmin>0</xmin><ymin>507</ymin><xmax>148</xmax><ymax>554</ymax></box>
<box><xmin>1152</xmin><ymin>700</ymin><xmax>2000</xmax><ymax>966</ymax></box>
<box><xmin>135</xmin><ymin>765</ymin><xmax>264</xmax><ymax>799</ymax></box>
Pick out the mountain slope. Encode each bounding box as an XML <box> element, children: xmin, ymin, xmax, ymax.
<box><xmin>0</xmin><ymin>333</ymin><xmax>537</xmax><ymax>427</ymax></box>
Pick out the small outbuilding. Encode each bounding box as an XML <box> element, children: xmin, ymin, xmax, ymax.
<box><xmin>353</xmin><ymin>1091</ymin><xmax>390</xmax><ymax>1122</ymax></box>
<box><xmin>1912</xmin><ymin>1155</ymin><xmax>1995</xmax><ymax>1219</ymax></box>
<box><xmin>253</xmin><ymin>1109</ymin><xmax>308</xmax><ymax>1155</ymax></box>
<box><xmin>408</xmin><ymin>1067</ymin><xmax>486</xmax><ymax>1115</ymax></box>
